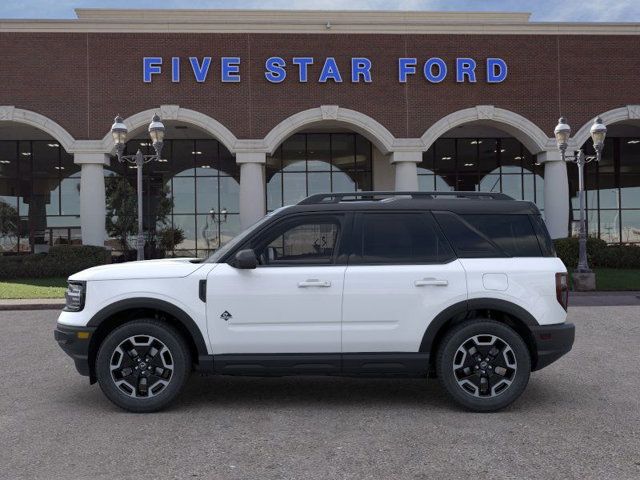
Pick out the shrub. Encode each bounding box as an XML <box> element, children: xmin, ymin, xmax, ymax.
<box><xmin>0</xmin><ymin>245</ymin><xmax>110</xmax><ymax>280</ymax></box>
<box><xmin>554</xmin><ymin>237</ymin><xmax>640</xmax><ymax>269</ymax></box>
<box><xmin>157</xmin><ymin>227</ymin><xmax>185</xmax><ymax>254</ymax></box>
<box><xmin>553</xmin><ymin>237</ymin><xmax>607</xmax><ymax>269</ymax></box>
<box><xmin>596</xmin><ymin>245</ymin><xmax>640</xmax><ymax>269</ymax></box>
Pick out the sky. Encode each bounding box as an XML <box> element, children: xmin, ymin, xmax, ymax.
<box><xmin>0</xmin><ymin>0</ymin><xmax>639</xmax><ymax>22</ymax></box>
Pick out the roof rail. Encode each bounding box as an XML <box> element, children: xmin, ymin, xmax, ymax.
<box><xmin>297</xmin><ymin>191</ymin><xmax>513</xmax><ymax>205</ymax></box>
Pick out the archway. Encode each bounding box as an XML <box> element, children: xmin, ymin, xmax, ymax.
<box><xmin>263</xmin><ymin>106</ymin><xmax>396</xmax><ymax>156</ymax></box>
<box><xmin>106</xmin><ymin>120</ymin><xmax>240</xmax><ymax>258</ymax></box>
<box><xmin>418</xmin><ymin>120</ymin><xmax>545</xmax><ymax>207</ymax></box>
<box><xmin>262</xmin><ymin>106</ymin><xmax>395</xmax><ymax>209</ymax></box>
<box><xmin>100</xmin><ymin>105</ymin><xmax>239</xmax><ymax>156</ymax></box>
<box><xmin>570</xmin><ymin>108</ymin><xmax>640</xmax><ymax>244</ymax></box>
<box><xmin>421</xmin><ymin>106</ymin><xmax>551</xmax><ymax>155</ymax></box>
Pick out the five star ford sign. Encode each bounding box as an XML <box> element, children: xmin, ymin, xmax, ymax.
<box><xmin>142</xmin><ymin>56</ymin><xmax>508</xmax><ymax>84</ymax></box>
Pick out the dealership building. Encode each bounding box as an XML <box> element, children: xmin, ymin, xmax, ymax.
<box><xmin>1</xmin><ymin>9</ymin><xmax>639</xmax><ymax>256</ymax></box>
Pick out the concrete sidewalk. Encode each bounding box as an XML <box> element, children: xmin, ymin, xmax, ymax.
<box><xmin>569</xmin><ymin>291</ymin><xmax>640</xmax><ymax>306</ymax></box>
<box><xmin>1</xmin><ymin>291</ymin><xmax>639</xmax><ymax>311</ymax></box>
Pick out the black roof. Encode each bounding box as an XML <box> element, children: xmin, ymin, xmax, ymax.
<box><xmin>276</xmin><ymin>191</ymin><xmax>540</xmax><ymax>216</ymax></box>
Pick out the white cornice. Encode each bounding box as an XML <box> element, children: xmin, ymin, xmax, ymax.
<box><xmin>74</xmin><ymin>9</ymin><xmax>533</xmax><ymax>24</ymax></box>
<box><xmin>0</xmin><ymin>9</ymin><xmax>638</xmax><ymax>35</ymax></box>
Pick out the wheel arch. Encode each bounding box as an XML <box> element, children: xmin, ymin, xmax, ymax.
<box><xmin>86</xmin><ymin>298</ymin><xmax>208</xmax><ymax>383</ymax></box>
<box><xmin>421</xmin><ymin>299</ymin><xmax>539</xmax><ymax>371</ymax></box>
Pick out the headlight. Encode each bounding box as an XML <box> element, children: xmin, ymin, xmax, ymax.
<box><xmin>64</xmin><ymin>281</ymin><xmax>86</xmax><ymax>312</ymax></box>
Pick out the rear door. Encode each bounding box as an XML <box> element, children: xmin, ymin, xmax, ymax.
<box><xmin>341</xmin><ymin>212</ymin><xmax>467</xmax><ymax>354</ymax></box>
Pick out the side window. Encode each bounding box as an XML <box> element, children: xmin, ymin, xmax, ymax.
<box><xmin>354</xmin><ymin>212</ymin><xmax>454</xmax><ymax>264</ymax></box>
<box><xmin>433</xmin><ymin>211</ymin><xmax>503</xmax><ymax>258</ymax></box>
<box><xmin>255</xmin><ymin>218</ymin><xmax>340</xmax><ymax>266</ymax></box>
<box><xmin>461</xmin><ymin>214</ymin><xmax>542</xmax><ymax>257</ymax></box>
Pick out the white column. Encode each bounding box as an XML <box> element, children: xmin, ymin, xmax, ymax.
<box><xmin>75</xmin><ymin>153</ymin><xmax>109</xmax><ymax>246</ymax></box>
<box><xmin>237</xmin><ymin>152</ymin><xmax>266</xmax><ymax>229</ymax></box>
<box><xmin>391</xmin><ymin>151</ymin><xmax>422</xmax><ymax>191</ymax></box>
<box><xmin>538</xmin><ymin>151</ymin><xmax>569</xmax><ymax>239</ymax></box>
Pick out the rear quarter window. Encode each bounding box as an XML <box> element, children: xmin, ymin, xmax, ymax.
<box><xmin>530</xmin><ymin>214</ymin><xmax>556</xmax><ymax>257</ymax></box>
<box><xmin>461</xmin><ymin>214</ymin><xmax>543</xmax><ymax>257</ymax></box>
<box><xmin>432</xmin><ymin>211</ymin><xmax>504</xmax><ymax>258</ymax></box>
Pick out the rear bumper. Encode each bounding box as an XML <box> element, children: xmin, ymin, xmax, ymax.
<box><xmin>54</xmin><ymin>324</ymin><xmax>96</xmax><ymax>377</ymax></box>
<box><xmin>531</xmin><ymin>322</ymin><xmax>575</xmax><ymax>371</ymax></box>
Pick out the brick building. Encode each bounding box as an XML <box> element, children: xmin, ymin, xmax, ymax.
<box><xmin>0</xmin><ymin>9</ymin><xmax>639</xmax><ymax>255</ymax></box>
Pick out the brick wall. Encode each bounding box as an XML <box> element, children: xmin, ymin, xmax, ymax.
<box><xmin>0</xmin><ymin>32</ymin><xmax>638</xmax><ymax>141</ymax></box>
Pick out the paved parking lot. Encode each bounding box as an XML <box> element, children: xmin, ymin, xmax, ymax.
<box><xmin>1</xmin><ymin>307</ymin><xmax>639</xmax><ymax>480</ymax></box>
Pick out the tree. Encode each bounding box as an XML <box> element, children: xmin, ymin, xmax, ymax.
<box><xmin>0</xmin><ymin>200</ymin><xmax>19</xmax><ymax>252</ymax></box>
<box><xmin>105</xmin><ymin>176</ymin><xmax>173</xmax><ymax>253</ymax></box>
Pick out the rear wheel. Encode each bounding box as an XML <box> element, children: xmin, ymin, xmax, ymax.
<box><xmin>436</xmin><ymin>319</ymin><xmax>530</xmax><ymax>412</ymax></box>
<box><xmin>96</xmin><ymin>319</ymin><xmax>191</xmax><ymax>413</ymax></box>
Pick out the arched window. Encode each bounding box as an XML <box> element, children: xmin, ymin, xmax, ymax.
<box><xmin>108</xmin><ymin>138</ymin><xmax>239</xmax><ymax>258</ymax></box>
<box><xmin>266</xmin><ymin>133</ymin><xmax>373</xmax><ymax>210</ymax></box>
<box><xmin>418</xmin><ymin>137</ymin><xmax>544</xmax><ymax>208</ymax></box>
<box><xmin>570</xmin><ymin>134</ymin><xmax>640</xmax><ymax>244</ymax></box>
<box><xmin>0</xmin><ymin>140</ymin><xmax>80</xmax><ymax>253</ymax></box>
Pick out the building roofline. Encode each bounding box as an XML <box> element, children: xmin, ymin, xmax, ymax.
<box><xmin>0</xmin><ymin>9</ymin><xmax>639</xmax><ymax>35</ymax></box>
<box><xmin>75</xmin><ymin>8</ymin><xmax>534</xmax><ymax>24</ymax></box>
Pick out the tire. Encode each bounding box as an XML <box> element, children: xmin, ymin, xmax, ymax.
<box><xmin>436</xmin><ymin>319</ymin><xmax>531</xmax><ymax>412</ymax></box>
<box><xmin>96</xmin><ymin>319</ymin><xmax>191</xmax><ymax>413</ymax></box>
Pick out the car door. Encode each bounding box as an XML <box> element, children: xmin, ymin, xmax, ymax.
<box><xmin>207</xmin><ymin>213</ymin><xmax>348</xmax><ymax>355</ymax></box>
<box><xmin>341</xmin><ymin>211</ymin><xmax>468</xmax><ymax>356</ymax></box>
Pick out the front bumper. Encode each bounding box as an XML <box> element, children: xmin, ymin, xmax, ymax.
<box><xmin>531</xmin><ymin>322</ymin><xmax>575</xmax><ymax>371</ymax></box>
<box><xmin>54</xmin><ymin>324</ymin><xmax>96</xmax><ymax>377</ymax></box>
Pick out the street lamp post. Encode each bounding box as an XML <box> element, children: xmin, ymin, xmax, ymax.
<box><xmin>202</xmin><ymin>207</ymin><xmax>228</xmax><ymax>252</ymax></box>
<box><xmin>553</xmin><ymin>116</ymin><xmax>607</xmax><ymax>276</ymax></box>
<box><xmin>111</xmin><ymin>114</ymin><xmax>166</xmax><ymax>261</ymax></box>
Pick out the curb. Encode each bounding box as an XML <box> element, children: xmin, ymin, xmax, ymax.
<box><xmin>0</xmin><ymin>301</ymin><xmax>65</xmax><ymax>311</ymax></box>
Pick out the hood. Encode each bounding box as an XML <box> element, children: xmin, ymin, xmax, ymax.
<box><xmin>68</xmin><ymin>258</ymin><xmax>207</xmax><ymax>281</ymax></box>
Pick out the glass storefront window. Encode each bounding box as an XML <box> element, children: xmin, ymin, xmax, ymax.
<box><xmin>109</xmin><ymin>138</ymin><xmax>240</xmax><ymax>258</ymax></box>
<box><xmin>0</xmin><ymin>140</ymin><xmax>80</xmax><ymax>253</ymax></box>
<box><xmin>419</xmin><ymin>137</ymin><xmax>543</xmax><ymax>202</ymax></box>
<box><xmin>573</xmin><ymin>136</ymin><xmax>640</xmax><ymax>244</ymax></box>
<box><xmin>266</xmin><ymin>133</ymin><xmax>373</xmax><ymax>210</ymax></box>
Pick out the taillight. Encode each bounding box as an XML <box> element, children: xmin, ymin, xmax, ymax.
<box><xmin>556</xmin><ymin>272</ymin><xmax>569</xmax><ymax>311</ymax></box>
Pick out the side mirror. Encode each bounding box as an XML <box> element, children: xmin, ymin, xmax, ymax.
<box><xmin>234</xmin><ymin>249</ymin><xmax>257</xmax><ymax>269</ymax></box>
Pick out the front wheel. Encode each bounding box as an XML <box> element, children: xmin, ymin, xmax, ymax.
<box><xmin>96</xmin><ymin>319</ymin><xmax>191</xmax><ymax>413</ymax></box>
<box><xmin>436</xmin><ymin>319</ymin><xmax>531</xmax><ymax>412</ymax></box>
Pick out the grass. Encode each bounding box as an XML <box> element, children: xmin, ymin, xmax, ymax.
<box><xmin>0</xmin><ymin>269</ymin><xmax>639</xmax><ymax>300</ymax></box>
<box><xmin>591</xmin><ymin>269</ymin><xmax>640</xmax><ymax>291</ymax></box>
<box><xmin>0</xmin><ymin>277</ymin><xmax>67</xmax><ymax>299</ymax></box>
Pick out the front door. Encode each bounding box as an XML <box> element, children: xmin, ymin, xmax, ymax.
<box><xmin>207</xmin><ymin>214</ymin><xmax>347</xmax><ymax>355</ymax></box>
<box><xmin>342</xmin><ymin>212</ymin><xmax>468</xmax><ymax>354</ymax></box>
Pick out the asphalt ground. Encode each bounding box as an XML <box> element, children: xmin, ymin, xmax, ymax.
<box><xmin>0</xmin><ymin>307</ymin><xmax>639</xmax><ymax>480</ymax></box>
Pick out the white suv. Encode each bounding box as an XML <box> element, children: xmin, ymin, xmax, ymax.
<box><xmin>55</xmin><ymin>191</ymin><xmax>574</xmax><ymax>413</ymax></box>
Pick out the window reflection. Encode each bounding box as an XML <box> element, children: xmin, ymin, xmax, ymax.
<box><xmin>266</xmin><ymin>133</ymin><xmax>373</xmax><ymax>210</ymax></box>
<box><xmin>108</xmin><ymin>139</ymin><xmax>240</xmax><ymax>258</ymax></box>
<box><xmin>570</xmin><ymin>136</ymin><xmax>640</xmax><ymax>244</ymax></box>
<box><xmin>0</xmin><ymin>140</ymin><xmax>80</xmax><ymax>253</ymax></box>
<box><xmin>419</xmin><ymin>138</ymin><xmax>543</xmax><ymax>203</ymax></box>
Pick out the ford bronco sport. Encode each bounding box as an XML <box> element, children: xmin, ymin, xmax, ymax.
<box><xmin>55</xmin><ymin>191</ymin><xmax>574</xmax><ymax>412</ymax></box>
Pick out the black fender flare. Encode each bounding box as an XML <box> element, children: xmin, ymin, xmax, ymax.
<box><xmin>419</xmin><ymin>298</ymin><xmax>539</xmax><ymax>353</ymax></box>
<box><xmin>87</xmin><ymin>297</ymin><xmax>208</xmax><ymax>356</ymax></box>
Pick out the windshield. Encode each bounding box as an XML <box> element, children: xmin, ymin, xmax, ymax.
<box><xmin>205</xmin><ymin>207</ymin><xmax>290</xmax><ymax>263</ymax></box>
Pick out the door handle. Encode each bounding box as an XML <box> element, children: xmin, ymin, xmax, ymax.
<box><xmin>298</xmin><ymin>279</ymin><xmax>332</xmax><ymax>288</ymax></box>
<box><xmin>414</xmin><ymin>278</ymin><xmax>448</xmax><ymax>287</ymax></box>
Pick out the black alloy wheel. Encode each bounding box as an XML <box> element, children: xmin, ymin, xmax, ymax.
<box><xmin>96</xmin><ymin>319</ymin><xmax>191</xmax><ymax>413</ymax></box>
<box><xmin>436</xmin><ymin>319</ymin><xmax>531</xmax><ymax>412</ymax></box>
